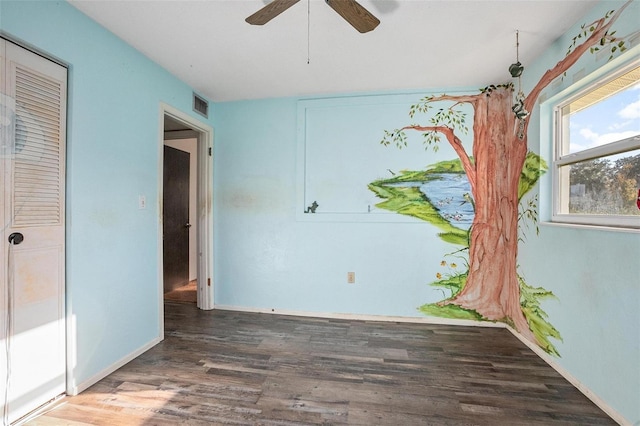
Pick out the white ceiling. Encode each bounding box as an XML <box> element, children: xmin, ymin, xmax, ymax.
<box><xmin>68</xmin><ymin>0</ymin><xmax>600</xmax><ymax>103</ymax></box>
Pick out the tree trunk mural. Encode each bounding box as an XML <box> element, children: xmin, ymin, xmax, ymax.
<box><xmin>450</xmin><ymin>89</ymin><xmax>533</xmax><ymax>341</ymax></box>
<box><xmin>380</xmin><ymin>2</ymin><xmax>633</xmax><ymax>347</ymax></box>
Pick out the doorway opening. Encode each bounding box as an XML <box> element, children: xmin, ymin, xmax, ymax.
<box><xmin>163</xmin><ymin>126</ymin><xmax>197</xmax><ymax>305</ymax></box>
<box><xmin>159</xmin><ymin>104</ymin><xmax>213</xmax><ymax>334</ymax></box>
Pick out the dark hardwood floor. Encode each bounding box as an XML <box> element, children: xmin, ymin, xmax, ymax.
<box><xmin>164</xmin><ymin>280</ymin><xmax>197</xmax><ymax>304</ymax></box>
<box><xmin>29</xmin><ymin>302</ymin><xmax>616</xmax><ymax>425</ymax></box>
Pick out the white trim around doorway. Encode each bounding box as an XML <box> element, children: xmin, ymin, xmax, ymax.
<box><xmin>158</xmin><ymin>103</ymin><xmax>214</xmax><ymax>341</ymax></box>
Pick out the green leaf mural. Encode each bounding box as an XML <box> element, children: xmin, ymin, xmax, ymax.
<box><xmin>370</xmin><ymin>155</ymin><xmax>563</xmax><ymax>355</ymax></box>
<box><xmin>370</xmin><ymin>3</ymin><xmax>632</xmax><ymax>356</ymax></box>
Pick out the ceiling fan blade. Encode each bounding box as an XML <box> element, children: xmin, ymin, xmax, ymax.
<box><xmin>325</xmin><ymin>0</ymin><xmax>380</xmax><ymax>33</ymax></box>
<box><xmin>246</xmin><ymin>0</ymin><xmax>301</xmax><ymax>25</ymax></box>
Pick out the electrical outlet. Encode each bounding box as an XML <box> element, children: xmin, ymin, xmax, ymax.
<box><xmin>347</xmin><ymin>272</ymin><xmax>355</xmax><ymax>284</ymax></box>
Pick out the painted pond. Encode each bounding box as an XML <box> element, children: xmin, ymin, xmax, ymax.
<box><xmin>387</xmin><ymin>173</ymin><xmax>474</xmax><ymax>230</ymax></box>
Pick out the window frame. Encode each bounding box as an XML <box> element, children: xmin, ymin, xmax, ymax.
<box><xmin>550</xmin><ymin>58</ymin><xmax>640</xmax><ymax>230</ymax></box>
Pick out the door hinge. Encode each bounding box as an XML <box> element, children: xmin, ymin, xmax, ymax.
<box><xmin>207</xmin><ymin>278</ymin><xmax>211</xmax><ymax>286</ymax></box>
<box><xmin>208</xmin><ymin>147</ymin><xmax>212</xmax><ymax>156</ymax></box>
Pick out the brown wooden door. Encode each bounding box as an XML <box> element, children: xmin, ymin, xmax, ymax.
<box><xmin>163</xmin><ymin>145</ymin><xmax>190</xmax><ymax>293</ymax></box>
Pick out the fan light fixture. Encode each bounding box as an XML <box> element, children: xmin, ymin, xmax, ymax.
<box><xmin>245</xmin><ymin>0</ymin><xmax>380</xmax><ymax>33</ymax></box>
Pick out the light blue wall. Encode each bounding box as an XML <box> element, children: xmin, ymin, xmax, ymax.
<box><xmin>212</xmin><ymin>97</ymin><xmax>445</xmax><ymax>316</ymax></box>
<box><xmin>0</xmin><ymin>1</ymin><xmax>214</xmax><ymax>390</ymax></box>
<box><xmin>2</xmin><ymin>0</ymin><xmax>637</xmax><ymax>423</ymax></box>
<box><xmin>212</xmin><ymin>1</ymin><xmax>639</xmax><ymax>423</ymax></box>
<box><xmin>519</xmin><ymin>1</ymin><xmax>640</xmax><ymax>423</ymax></box>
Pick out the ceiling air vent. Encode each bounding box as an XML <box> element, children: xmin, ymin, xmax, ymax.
<box><xmin>193</xmin><ymin>92</ymin><xmax>209</xmax><ymax>118</ymax></box>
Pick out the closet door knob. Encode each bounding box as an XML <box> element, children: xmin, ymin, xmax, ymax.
<box><xmin>8</xmin><ymin>232</ymin><xmax>24</xmax><ymax>245</ymax></box>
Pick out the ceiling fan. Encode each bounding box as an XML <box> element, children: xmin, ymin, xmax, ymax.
<box><xmin>246</xmin><ymin>0</ymin><xmax>380</xmax><ymax>33</ymax></box>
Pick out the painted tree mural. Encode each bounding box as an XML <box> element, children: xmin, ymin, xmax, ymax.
<box><xmin>379</xmin><ymin>2</ymin><xmax>634</xmax><ymax>348</ymax></box>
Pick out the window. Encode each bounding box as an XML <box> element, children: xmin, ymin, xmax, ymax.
<box><xmin>552</xmin><ymin>62</ymin><xmax>640</xmax><ymax>229</ymax></box>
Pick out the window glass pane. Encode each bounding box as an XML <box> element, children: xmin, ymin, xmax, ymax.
<box><xmin>565</xmin><ymin>67</ymin><xmax>640</xmax><ymax>155</ymax></box>
<box><xmin>559</xmin><ymin>149</ymin><xmax>640</xmax><ymax>216</ymax></box>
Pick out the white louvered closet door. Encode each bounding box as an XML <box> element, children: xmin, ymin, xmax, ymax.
<box><xmin>1</xmin><ymin>39</ymin><xmax>66</xmax><ymax>425</ymax></box>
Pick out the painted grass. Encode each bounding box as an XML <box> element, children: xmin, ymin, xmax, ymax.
<box><xmin>368</xmin><ymin>153</ymin><xmax>561</xmax><ymax>356</ymax></box>
<box><xmin>368</xmin><ymin>178</ymin><xmax>468</xmax><ymax>246</ymax></box>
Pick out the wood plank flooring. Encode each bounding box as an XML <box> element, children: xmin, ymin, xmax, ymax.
<box><xmin>28</xmin><ymin>302</ymin><xmax>616</xmax><ymax>425</ymax></box>
<box><xmin>164</xmin><ymin>280</ymin><xmax>197</xmax><ymax>304</ymax></box>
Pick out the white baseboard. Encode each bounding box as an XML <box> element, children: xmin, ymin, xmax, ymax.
<box><xmin>67</xmin><ymin>337</ymin><xmax>162</xmax><ymax>396</ymax></box>
<box><xmin>213</xmin><ymin>304</ymin><xmax>504</xmax><ymax>328</ymax></box>
<box><xmin>215</xmin><ymin>304</ymin><xmax>629</xmax><ymax>426</ymax></box>
<box><xmin>504</xmin><ymin>325</ymin><xmax>629</xmax><ymax>426</ymax></box>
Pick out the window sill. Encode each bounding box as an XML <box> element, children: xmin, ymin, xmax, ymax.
<box><xmin>541</xmin><ymin>220</ymin><xmax>640</xmax><ymax>234</ymax></box>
